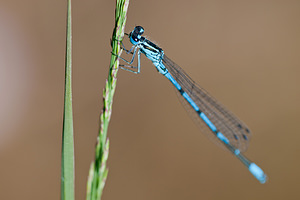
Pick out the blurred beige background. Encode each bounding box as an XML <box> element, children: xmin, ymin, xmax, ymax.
<box><xmin>0</xmin><ymin>0</ymin><xmax>299</xmax><ymax>199</ymax></box>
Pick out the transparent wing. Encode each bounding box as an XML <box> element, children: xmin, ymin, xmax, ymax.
<box><xmin>162</xmin><ymin>55</ymin><xmax>251</xmax><ymax>152</ymax></box>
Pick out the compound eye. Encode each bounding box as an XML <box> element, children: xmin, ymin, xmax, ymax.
<box><xmin>134</xmin><ymin>26</ymin><xmax>144</xmax><ymax>35</ymax></box>
<box><xmin>132</xmin><ymin>33</ymin><xmax>141</xmax><ymax>42</ymax></box>
<box><xmin>130</xmin><ymin>32</ymin><xmax>141</xmax><ymax>44</ymax></box>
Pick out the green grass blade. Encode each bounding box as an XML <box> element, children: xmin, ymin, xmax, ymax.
<box><xmin>61</xmin><ymin>0</ymin><xmax>74</xmax><ymax>200</ymax></box>
<box><xmin>86</xmin><ymin>1</ymin><xmax>130</xmax><ymax>200</ymax></box>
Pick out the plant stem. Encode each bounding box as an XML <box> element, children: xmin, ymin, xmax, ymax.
<box><xmin>86</xmin><ymin>1</ymin><xmax>130</xmax><ymax>200</ymax></box>
<box><xmin>61</xmin><ymin>0</ymin><xmax>74</xmax><ymax>200</ymax></box>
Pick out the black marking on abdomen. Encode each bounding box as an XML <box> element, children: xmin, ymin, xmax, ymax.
<box><xmin>179</xmin><ymin>88</ymin><xmax>184</xmax><ymax>95</ymax></box>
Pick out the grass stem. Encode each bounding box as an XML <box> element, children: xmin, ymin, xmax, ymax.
<box><xmin>86</xmin><ymin>1</ymin><xmax>130</xmax><ymax>200</ymax></box>
<box><xmin>61</xmin><ymin>0</ymin><xmax>74</xmax><ymax>200</ymax></box>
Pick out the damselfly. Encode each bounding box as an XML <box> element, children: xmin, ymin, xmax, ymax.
<box><xmin>115</xmin><ymin>26</ymin><xmax>268</xmax><ymax>184</ymax></box>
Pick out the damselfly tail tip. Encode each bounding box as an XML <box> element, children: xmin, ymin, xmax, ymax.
<box><xmin>249</xmin><ymin>163</ymin><xmax>268</xmax><ymax>184</ymax></box>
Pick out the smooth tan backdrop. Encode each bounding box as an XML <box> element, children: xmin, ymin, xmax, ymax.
<box><xmin>0</xmin><ymin>0</ymin><xmax>299</xmax><ymax>200</ymax></box>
